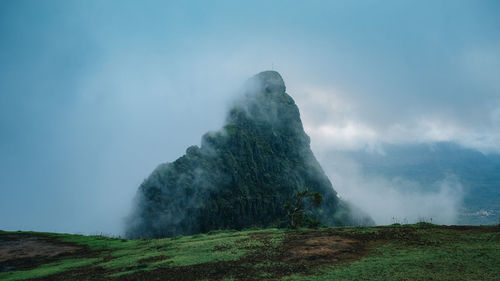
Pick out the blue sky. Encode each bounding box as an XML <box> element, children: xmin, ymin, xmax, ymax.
<box><xmin>1</xmin><ymin>0</ymin><xmax>499</xmax><ymax>234</ymax></box>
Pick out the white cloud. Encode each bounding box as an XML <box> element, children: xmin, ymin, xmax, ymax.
<box><xmin>318</xmin><ymin>153</ymin><xmax>465</xmax><ymax>225</ymax></box>
<box><xmin>293</xmin><ymin>85</ymin><xmax>500</xmax><ymax>154</ymax></box>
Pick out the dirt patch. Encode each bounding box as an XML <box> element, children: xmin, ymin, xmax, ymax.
<box><xmin>0</xmin><ymin>232</ymin><xmax>86</xmax><ymax>273</ymax></box>
<box><xmin>137</xmin><ymin>255</ymin><xmax>169</xmax><ymax>264</ymax></box>
<box><xmin>284</xmin><ymin>235</ymin><xmax>360</xmax><ymax>263</ymax></box>
<box><xmin>0</xmin><ymin>235</ymin><xmax>81</xmax><ymax>262</ymax></box>
<box><xmin>445</xmin><ymin>225</ymin><xmax>500</xmax><ymax>233</ymax></box>
<box><xmin>279</xmin><ymin>231</ymin><xmax>367</xmax><ymax>266</ymax></box>
<box><xmin>115</xmin><ymin>261</ymin><xmax>237</xmax><ymax>281</ymax></box>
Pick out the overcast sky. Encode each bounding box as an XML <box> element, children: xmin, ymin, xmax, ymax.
<box><xmin>1</xmin><ymin>0</ymin><xmax>499</xmax><ymax>234</ymax></box>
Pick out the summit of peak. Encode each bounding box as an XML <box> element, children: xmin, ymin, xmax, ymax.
<box><xmin>249</xmin><ymin>70</ymin><xmax>286</xmax><ymax>93</ymax></box>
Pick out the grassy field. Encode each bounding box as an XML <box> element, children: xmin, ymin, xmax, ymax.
<box><xmin>0</xmin><ymin>224</ymin><xmax>499</xmax><ymax>280</ymax></box>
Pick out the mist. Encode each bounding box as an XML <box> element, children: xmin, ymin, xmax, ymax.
<box><xmin>315</xmin><ymin>152</ymin><xmax>465</xmax><ymax>225</ymax></box>
<box><xmin>1</xmin><ymin>1</ymin><xmax>499</xmax><ymax>235</ymax></box>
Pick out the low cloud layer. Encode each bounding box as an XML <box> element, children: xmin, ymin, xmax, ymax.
<box><xmin>317</xmin><ymin>153</ymin><xmax>465</xmax><ymax>225</ymax></box>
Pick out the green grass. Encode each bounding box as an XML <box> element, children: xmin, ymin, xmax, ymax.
<box><xmin>98</xmin><ymin>231</ymin><xmax>254</xmax><ymax>272</ymax></box>
<box><xmin>285</xmin><ymin>243</ymin><xmax>500</xmax><ymax>280</ymax></box>
<box><xmin>283</xmin><ymin>226</ymin><xmax>500</xmax><ymax>281</ymax></box>
<box><xmin>1</xmin><ymin>225</ymin><xmax>498</xmax><ymax>280</ymax></box>
<box><xmin>50</xmin><ymin>232</ymin><xmax>146</xmax><ymax>250</ymax></box>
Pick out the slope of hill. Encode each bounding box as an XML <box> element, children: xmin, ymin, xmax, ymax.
<box><xmin>126</xmin><ymin>71</ymin><xmax>372</xmax><ymax>238</ymax></box>
<box><xmin>1</xmin><ymin>225</ymin><xmax>499</xmax><ymax>280</ymax></box>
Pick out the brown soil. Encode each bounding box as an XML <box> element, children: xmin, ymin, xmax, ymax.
<box><xmin>0</xmin><ymin>234</ymin><xmax>82</xmax><ymax>262</ymax></box>
<box><xmin>0</xmin><ymin>232</ymin><xmax>87</xmax><ymax>273</ymax></box>
<box><xmin>137</xmin><ymin>255</ymin><xmax>170</xmax><ymax>264</ymax></box>
<box><xmin>282</xmin><ymin>234</ymin><xmax>363</xmax><ymax>264</ymax></box>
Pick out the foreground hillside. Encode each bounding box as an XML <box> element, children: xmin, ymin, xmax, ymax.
<box><xmin>1</xmin><ymin>225</ymin><xmax>499</xmax><ymax>280</ymax></box>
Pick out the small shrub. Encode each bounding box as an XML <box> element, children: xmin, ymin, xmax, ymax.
<box><xmin>284</xmin><ymin>189</ymin><xmax>323</xmax><ymax>228</ymax></box>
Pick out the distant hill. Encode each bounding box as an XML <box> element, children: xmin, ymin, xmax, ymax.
<box><xmin>332</xmin><ymin>142</ymin><xmax>500</xmax><ymax>225</ymax></box>
<box><xmin>125</xmin><ymin>71</ymin><xmax>373</xmax><ymax>238</ymax></box>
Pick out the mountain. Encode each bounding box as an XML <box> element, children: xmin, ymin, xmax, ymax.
<box><xmin>125</xmin><ymin>71</ymin><xmax>373</xmax><ymax>238</ymax></box>
<box><xmin>331</xmin><ymin>142</ymin><xmax>500</xmax><ymax>225</ymax></box>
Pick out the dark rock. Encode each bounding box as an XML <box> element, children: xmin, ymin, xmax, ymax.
<box><xmin>126</xmin><ymin>71</ymin><xmax>373</xmax><ymax>238</ymax></box>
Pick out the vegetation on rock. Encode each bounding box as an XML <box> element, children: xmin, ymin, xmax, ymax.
<box><xmin>126</xmin><ymin>71</ymin><xmax>373</xmax><ymax>238</ymax></box>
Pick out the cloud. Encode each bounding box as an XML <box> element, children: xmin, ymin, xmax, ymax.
<box><xmin>293</xmin><ymin>84</ymin><xmax>500</xmax><ymax>154</ymax></box>
<box><xmin>317</xmin><ymin>153</ymin><xmax>464</xmax><ymax>225</ymax></box>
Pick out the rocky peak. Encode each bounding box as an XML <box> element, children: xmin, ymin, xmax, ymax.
<box><xmin>125</xmin><ymin>71</ymin><xmax>373</xmax><ymax>238</ymax></box>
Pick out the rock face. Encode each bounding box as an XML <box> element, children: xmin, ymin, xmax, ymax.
<box><xmin>126</xmin><ymin>71</ymin><xmax>373</xmax><ymax>238</ymax></box>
